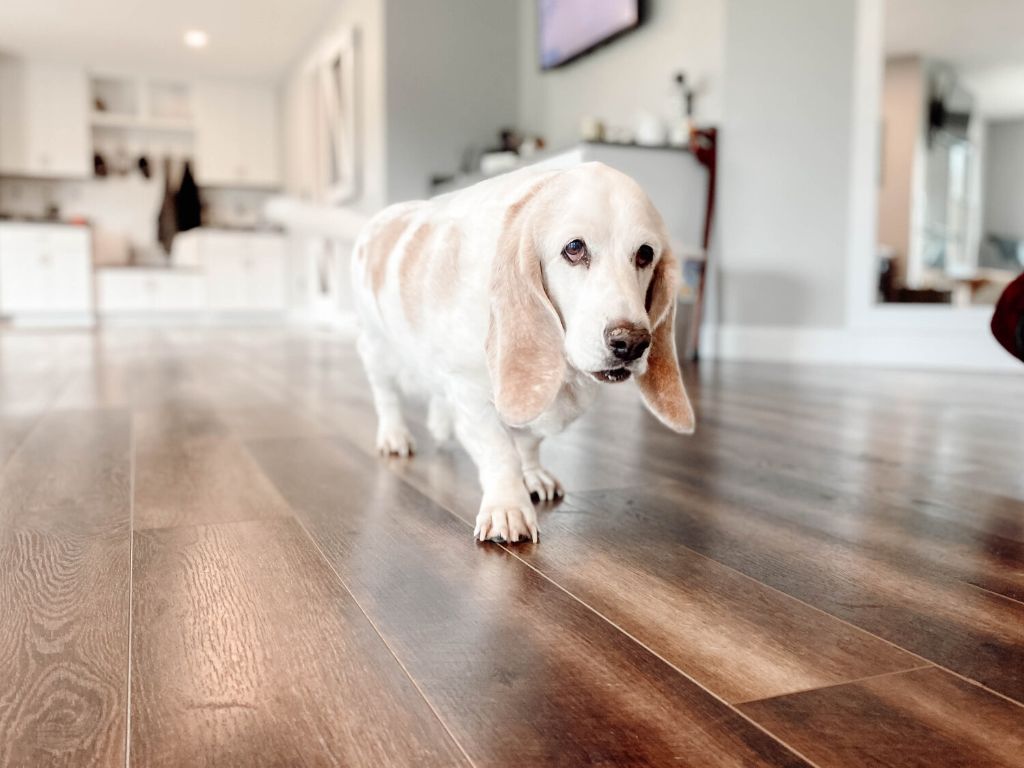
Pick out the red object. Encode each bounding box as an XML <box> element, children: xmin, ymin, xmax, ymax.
<box><xmin>991</xmin><ymin>271</ymin><xmax>1024</xmax><ymax>363</ymax></box>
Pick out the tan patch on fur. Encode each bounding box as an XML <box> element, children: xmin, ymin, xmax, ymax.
<box><xmin>487</xmin><ymin>179</ymin><xmax>566</xmax><ymax>426</ymax></box>
<box><xmin>636</xmin><ymin>252</ymin><xmax>695</xmax><ymax>433</ymax></box>
<box><xmin>366</xmin><ymin>212</ymin><xmax>413</xmax><ymax>296</ymax></box>
<box><xmin>398</xmin><ymin>220</ymin><xmax>436</xmax><ymax>327</ymax></box>
<box><xmin>430</xmin><ymin>225</ymin><xmax>462</xmax><ymax>304</ymax></box>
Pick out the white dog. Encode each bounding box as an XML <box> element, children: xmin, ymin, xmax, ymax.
<box><xmin>352</xmin><ymin>162</ymin><xmax>694</xmax><ymax>543</ymax></box>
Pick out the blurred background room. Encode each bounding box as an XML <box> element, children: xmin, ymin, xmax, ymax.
<box><xmin>0</xmin><ymin>0</ymin><xmax>1020</xmax><ymax>369</ymax></box>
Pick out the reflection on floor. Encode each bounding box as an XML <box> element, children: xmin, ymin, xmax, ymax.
<box><xmin>1</xmin><ymin>328</ymin><xmax>1022</xmax><ymax>766</ymax></box>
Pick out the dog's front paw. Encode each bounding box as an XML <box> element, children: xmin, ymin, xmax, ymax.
<box><xmin>522</xmin><ymin>467</ymin><xmax>564</xmax><ymax>504</ymax></box>
<box><xmin>376</xmin><ymin>425</ymin><xmax>415</xmax><ymax>458</ymax></box>
<box><xmin>474</xmin><ymin>500</ymin><xmax>539</xmax><ymax>544</ymax></box>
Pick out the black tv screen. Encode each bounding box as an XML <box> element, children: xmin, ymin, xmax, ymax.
<box><xmin>538</xmin><ymin>0</ymin><xmax>642</xmax><ymax>70</ymax></box>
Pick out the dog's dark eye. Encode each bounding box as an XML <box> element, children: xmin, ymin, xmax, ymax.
<box><xmin>562</xmin><ymin>238</ymin><xmax>588</xmax><ymax>265</ymax></box>
<box><xmin>636</xmin><ymin>244</ymin><xmax>655</xmax><ymax>269</ymax></box>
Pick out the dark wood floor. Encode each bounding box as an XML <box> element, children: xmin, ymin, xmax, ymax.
<box><xmin>0</xmin><ymin>328</ymin><xmax>1022</xmax><ymax>767</ymax></box>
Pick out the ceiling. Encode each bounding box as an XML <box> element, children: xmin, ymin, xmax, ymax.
<box><xmin>0</xmin><ymin>0</ymin><xmax>338</xmax><ymax>81</ymax></box>
<box><xmin>885</xmin><ymin>0</ymin><xmax>1024</xmax><ymax>69</ymax></box>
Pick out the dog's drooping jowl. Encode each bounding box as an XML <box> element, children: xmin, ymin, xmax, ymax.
<box><xmin>352</xmin><ymin>162</ymin><xmax>694</xmax><ymax>543</ymax></box>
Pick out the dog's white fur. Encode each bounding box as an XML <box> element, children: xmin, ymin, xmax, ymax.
<box><xmin>352</xmin><ymin>162</ymin><xmax>694</xmax><ymax>543</ymax></box>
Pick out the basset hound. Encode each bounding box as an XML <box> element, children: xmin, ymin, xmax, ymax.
<box><xmin>352</xmin><ymin>161</ymin><xmax>694</xmax><ymax>543</ymax></box>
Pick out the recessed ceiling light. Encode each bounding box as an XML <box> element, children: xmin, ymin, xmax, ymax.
<box><xmin>184</xmin><ymin>30</ymin><xmax>208</xmax><ymax>49</ymax></box>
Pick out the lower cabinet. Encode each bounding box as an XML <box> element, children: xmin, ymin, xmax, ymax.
<box><xmin>96</xmin><ymin>269</ymin><xmax>204</xmax><ymax>313</ymax></box>
<box><xmin>0</xmin><ymin>224</ymin><xmax>93</xmax><ymax>320</ymax></box>
<box><xmin>96</xmin><ymin>230</ymin><xmax>288</xmax><ymax>317</ymax></box>
<box><xmin>198</xmin><ymin>231</ymin><xmax>287</xmax><ymax>312</ymax></box>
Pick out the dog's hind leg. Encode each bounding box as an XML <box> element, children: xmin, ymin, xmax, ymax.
<box><xmin>357</xmin><ymin>332</ymin><xmax>415</xmax><ymax>457</ymax></box>
<box><xmin>426</xmin><ymin>392</ymin><xmax>454</xmax><ymax>446</ymax></box>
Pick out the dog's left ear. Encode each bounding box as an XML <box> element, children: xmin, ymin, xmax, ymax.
<box><xmin>636</xmin><ymin>250</ymin><xmax>695</xmax><ymax>433</ymax></box>
<box><xmin>486</xmin><ymin>182</ymin><xmax>566</xmax><ymax>427</ymax></box>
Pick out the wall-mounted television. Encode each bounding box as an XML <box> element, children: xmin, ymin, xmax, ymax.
<box><xmin>538</xmin><ymin>0</ymin><xmax>643</xmax><ymax>70</ymax></box>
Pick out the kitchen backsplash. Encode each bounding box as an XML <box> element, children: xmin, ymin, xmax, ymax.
<box><xmin>0</xmin><ymin>173</ymin><xmax>277</xmax><ymax>246</ymax></box>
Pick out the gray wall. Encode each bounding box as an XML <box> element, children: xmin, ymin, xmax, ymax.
<box><xmin>984</xmin><ymin>118</ymin><xmax>1024</xmax><ymax>241</ymax></box>
<box><xmin>517</xmin><ymin>0</ymin><xmax>724</xmax><ymax>148</ymax></box>
<box><xmin>716</xmin><ymin>0</ymin><xmax>860</xmax><ymax>327</ymax></box>
<box><xmin>385</xmin><ymin>0</ymin><xmax>520</xmax><ymax>202</ymax></box>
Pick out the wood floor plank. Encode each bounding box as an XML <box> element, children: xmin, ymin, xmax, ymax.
<box><xmin>572</xmin><ymin>482</ymin><xmax>1024</xmax><ymax>704</ymax></box>
<box><xmin>129</xmin><ymin>517</ymin><xmax>469</xmax><ymax>768</ymax></box>
<box><xmin>248</xmin><ymin>436</ymin><xmax>810</xmax><ymax>768</ymax></box>
<box><xmin>0</xmin><ymin>524</ymin><xmax>130</xmax><ymax>767</ymax></box>
<box><xmin>133</xmin><ymin>406</ymin><xmax>292</xmax><ymax>530</ymax></box>
<box><xmin>0</xmin><ymin>409</ymin><xmax>132</xmax><ymax>534</ymax></box>
<box><xmin>740</xmin><ymin>667</ymin><xmax>1024</xmax><ymax>768</ymax></box>
<box><xmin>318</xmin><ymin>413</ymin><xmax>923</xmax><ymax>704</ymax></box>
<box><xmin>0</xmin><ymin>408</ymin><xmax>132</xmax><ymax>766</ymax></box>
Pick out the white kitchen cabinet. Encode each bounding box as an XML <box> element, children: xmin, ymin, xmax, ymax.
<box><xmin>0</xmin><ymin>59</ymin><xmax>90</xmax><ymax>178</ymax></box>
<box><xmin>0</xmin><ymin>224</ymin><xmax>93</xmax><ymax>317</ymax></box>
<box><xmin>96</xmin><ymin>268</ymin><xmax>204</xmax><ymax>313</ymax></box>
<box><xmin>198</xmin><ymin>230</ymin><xmax>288</xmax><ymax>312</ymax></box>
<box><xmin>193</xmin><ymin>82</ymin><xmax>280</xmax><ymax>188</ymax></box>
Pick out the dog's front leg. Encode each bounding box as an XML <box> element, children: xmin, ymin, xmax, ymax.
<box><xmin>454</xmin><ymin>402</ymin><xmax>539</xmax><ymax>544</ymax></box>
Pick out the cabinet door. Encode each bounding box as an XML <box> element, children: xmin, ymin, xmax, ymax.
<box><xmin>23</xmin><ymin>63</ymin><xmax>90</xmax><ymax>178</ymax></box>
<box><xmin>0</xmin><ymin>58</ymin><xmax>28</xmax><ymax>175</ymax></box>
<box><xmin>200</xmin><ymin>232</ymin><xmax>248</xmax><ymax>310</ymax></box>
<box><xmin>193</xmin><ymin>82</ymin><xmax>241</xmax><ymax>187</ymax></box>
<box><xmin>47</xmin><ymin>251</ymin><xmax>92</xmax><ymax>312</ymax></box>
<box><xmin>193</xmin><ymin>81</ymin><xmax>280</xmax><ymax>188</ymax></box>
<box><xmin>245</xmin><ymin>236</ymin><xmax>287</xmax><ymax>310</ymax></box>
<box><xmin>236</xmin><ymin>86</ymin><xmax>280</xmax><ymax>187</ymax></box>
<box><xmin>0</xmin><ymin>252</ymin><xmax>45</xmax><ymax>312</ymax></box>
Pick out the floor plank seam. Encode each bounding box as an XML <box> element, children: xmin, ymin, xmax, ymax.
<box><xmin>731</xmin><ymin>664</ymin><xmax>936</xmax><ymax>707</ymax></box>
<box><xmin>314</xmin><ymin>433</ymin><xmax>827</xmax><ymax>768</ymax></box>
<box><xmin>287</xmin><ymin>511</ymin><xmax>478</xmax><ymax>768</ymax></box>
<box><xmin>961</xmin><ymin>580</ymin><xmax>1024</xmax><ymax>608</ymax></box>
<box><xmin>124</xmin><ymin>413</ymin><xmax>136</xmax><ymax>768</ymax></box>
<box><xmin>486</xmin><ymin>536</ymin><xmax>827</xmax><ymax>768</ymax></box>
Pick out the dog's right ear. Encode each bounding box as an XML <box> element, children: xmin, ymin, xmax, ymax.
<box><xmin>486</xmin><ymin>182</ymin><xmax>566</xmax><ymax>427</ymax></box>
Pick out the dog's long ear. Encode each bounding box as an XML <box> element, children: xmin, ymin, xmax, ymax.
<box><xmin>486</xmin><ymin>184</ymin><xmax>565</xmax><ymax>427</ymax></box>
<box><xmin>636</xmin><ymin>250</ymin><xmax>695</xmax><ymax>433</ymax></box>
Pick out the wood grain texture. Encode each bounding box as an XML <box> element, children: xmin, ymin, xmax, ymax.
<box><xmin>0</xmin><ymin>525</ymin><xmax>130</xmax><ymax>767</ymax></box>
<box><xmin>0</xmin><ymin>410</ymin><xmax>132</xmax><ymax>533</ymax></box>
<box><xmin>133</xmin><ymin>406</ymin><xmax>292</xmax><ymax>530</ymax></box>
<box><xmin>0</xmin><ymin>408</ymin><xmax>131</xmax><ymax>766</ymax></box>
<box><xmin>129</xmin><ymin>517</ymin><xmax>468</xmax><ymax>768</ymax></box>
<box><xmin>572</xmin><ymin>483</ymin><xmax>1024</xmax><ymax>705</ymax></box>
<box><xmin>741</xmin><ymin>667</ymin><xmax>1024</xmax><ymax>768</ymax></box>
<box><xmin>249</xmin><ymin>436</ymin><xmax>810</xmax><ymax>768</ymax></box>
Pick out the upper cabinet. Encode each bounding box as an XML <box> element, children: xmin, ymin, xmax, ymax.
<box><xmin>0</xmin><ymin>59</ymin><xmax>90</xmax><ymax>178</ymax></box>
<box><xmin>193</xmin><ymin>82</ymin><xmax>280</xmax><ymax>188</ymax></box>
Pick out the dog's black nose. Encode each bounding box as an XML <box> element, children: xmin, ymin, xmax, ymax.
<box><xmin>605</xmin><ymin>322</ymin><xmax>651</xmax><ymax>362</ymax></box>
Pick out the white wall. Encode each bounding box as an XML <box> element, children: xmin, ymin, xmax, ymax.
<box><xmin>715</xmin><ymin>0</ymin><xmax>861</xmax><ymax>327</ymax></box>
<box><xmin>984</xmin><ymin>118</ymin><xmax>1024</xmax><ymax>240</ymax></box>
<box><xmin>517</xmin><ymin>0</ymin><xmax>724</xmax><ymax>148</ymax></box>
<box><xmin>385</xmin><ymin>0</ymin><xmax>519</xmax><ymax>202</ymax></box>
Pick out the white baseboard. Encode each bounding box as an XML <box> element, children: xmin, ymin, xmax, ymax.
<box><xmin>700</xmin><ymin>323</ymin><xmax>1020</xmax><ymax>372</ymax></box>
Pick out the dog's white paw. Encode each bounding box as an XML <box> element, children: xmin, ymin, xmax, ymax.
<box><xmin>474</xmin><ymin>502</ymin><xmax>539</xmax><ymax>544</ymax></box>
<box><xmin>376</xmin><ymin>426</ymin><xmax>415</xmax><ymax>458</ymax></box>
<box><xmin>522</xmin><ymin>467</ymin><xmax>564</xmax><ymax>504</ymax></box>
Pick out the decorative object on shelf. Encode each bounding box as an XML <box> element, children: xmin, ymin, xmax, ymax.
<box><xmin>138</xmin><ymin>155</ymin><xmax>151</xmax><ymax>179</ymax></box>
<box><xmin>670</xmin><ymin>71</ymin><xmax>697</xmax><ymax>148</ymax></box>
<box><xmin>634</xmin><ymin>112</ymin><xmax>666</xmax><ymax>147</ymax></box>
<box><xmin>93</xmin><ymin>152</ymin><xmax>108</xmax><ymax>178</ymax></box>
<box><xmin>580</xmin><ymin>116</ymin><xmax>605</xmax><ymax>142</ymax></box>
